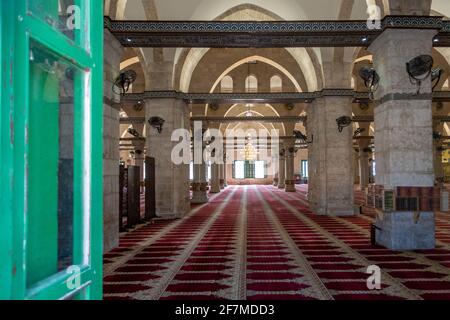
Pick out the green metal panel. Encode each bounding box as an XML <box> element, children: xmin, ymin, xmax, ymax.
<box><xmin>89</xmin><ymin>1</ymin><xmax>105</xmax><ymax>299</ymax></box>
<box><xmin>0</xmin><ymin>0</ymin><xmax>14</xmax><ymax>300</ymax></box>
<box><xmin>0</xmin><ymin>0</ymin><xmax>103</xmax><ymax>300</ymax></box>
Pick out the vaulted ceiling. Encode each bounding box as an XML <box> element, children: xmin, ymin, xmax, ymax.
<box><xmin>117</xmin><ymin>0</ymin><xmax>450</xmax><ymax>21</ymax></box>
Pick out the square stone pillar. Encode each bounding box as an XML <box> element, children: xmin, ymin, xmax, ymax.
<box><xmin>358</xmin><ymin>141</ymin><xmax>371</xmax><ymax>190</ymax></box>
<box><xmin>191</xmin><ymin>162</ymin><xmax>209</xmax><ymax>203</ymax></box>
<box><xmin>102</xmin><ymin>29</ymin><xmax>122</xmax><ymax>252</ymax></box>
<box><xmin>145</xmin><ymin>98</ymin><xmax>190</xmax><ymax>218</ymax></box>
<box><xmin>369</xmin><ymin>29</ymin><xmax>437</xmax><ymax>250</ymax></box>
<box><xmin>273</xmin><ymin>172</ymin><xmax>279</xmax><ymax>187</ymax></box>
<box><xmin>307</xmin><ymin>97</ymin><xmax>354</xmax><ymax>215</ymax></box>
<box><xmin>219</xmin><ymin>164</ymin><xmax>225</xmax><ymax>189</ymax></box>
<box><xmin>433</xmin><ymin>122</ymin><xmax>444</xmax><ymax>183</ymax></box>
<box><xmin>285</xmin><ymin>140</ymin><xmax>296</xmax><ymax>192</ymax></box>
<box><xmin>222</xmin><ymin>158</ymin><xmax>228</xmax><ymax>187</ymax></box>
<box><xmin>210</xmin><ymin>163</ymin><xmax>221</xmax><ymax>193</ymax></box>
<box><xmin>278</xmin><ymin>145</ymin><xmax>286</xmax><ymax>189</ymax></box>
<box><xmin>191</xmin><ymin>127</ymin><xmax>209</xmax><ymax>203</ymax></box>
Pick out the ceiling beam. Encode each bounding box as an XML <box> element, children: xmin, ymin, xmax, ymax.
<box><xmin>353</xmin><ymin>115</ymin><xmax>450</xmax><ymax>123</ymax></box>
<box><xmin>119</xmin><ymin>114</ymin><xmax>450</xmax><ymax>125</ymax></box>
<box><xmin>120</xmin><ymin>90</ymin><xmax>450</xmax><ymax>105</ymax></box>
<box><xmin>105</xmin><ymin>16</ymin><xmax>450</xmax><ymax>48</ymax></box>
<box><xmin>121</xmin><ymin>91</ymin><xmax>326</xmax><ymax>104</ymax></box>
<box><xmin>190</xmin><ymin>116</ymin><xmax>306</xmax><ymax>123</ymax></box>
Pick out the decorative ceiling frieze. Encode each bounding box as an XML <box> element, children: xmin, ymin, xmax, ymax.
<box><xmin>105</xmin><ymin>15</ymin><xmax>450</xmax><ymax>47</ymax></box>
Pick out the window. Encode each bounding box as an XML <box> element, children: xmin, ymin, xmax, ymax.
<box><xmin>207</xmin><ymin>161</ymin><xmax>211</xmax><ymax>180</ymax></box>
<box><xmin>234</xmin><ymin>161</ymin><xmax>245</xmax><ymax>179</ymax></box>
<box><xmin>189</xmin><ymin>161</ymin><xmax>193</xmax><ymax>180</ymax></box>
<box><xmin>255</xmin><ymin>161</ymin><xmax>265</xmax><ymax>179</ymax></box>
<box><xmin>245</xmin><ymin>75</ymin><xmax>258</xmax><ymax>93</ymax></box>
<box><xmin>301</xmin><ymin>160</ymin><xmax>308</xmax><ymax>178</ymax></box>
<box><xmin>245</xmin><ymin>161</ymin><xmax>255</xmax><ymax>178</ymax></box>
<box><xmin>221</xmin><ymin>75</ymin><xmax>233</xmax><ymax>93</ymax></box>
<box><xmin>233</xmin><ymin>161</ymin><xmax>264</xmax><ymax>179</ymax></box>
<box><xmin>270</xmin><ymin>75</ymin><xmax>282</xmax><ymax>93</ymax></box>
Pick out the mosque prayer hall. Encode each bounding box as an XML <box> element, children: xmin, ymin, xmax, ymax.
<box><xmin>3</xmin><ymin>0</ymin><xmax>450</xmax><ymax>303</ymax></box>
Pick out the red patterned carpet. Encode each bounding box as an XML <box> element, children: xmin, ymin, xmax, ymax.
<box><xmin>103</xmin><ymin>185</ymin><xmax>450</xmax><ymax>300</ymax></box>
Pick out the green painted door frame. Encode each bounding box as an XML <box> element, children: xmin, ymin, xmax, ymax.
<box><xmin>0</xmin><ymin>1</ymin><xmax>103</xmax><ymax>300</ymax></box>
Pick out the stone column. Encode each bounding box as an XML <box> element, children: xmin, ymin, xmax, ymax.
<box><xmin>273</xmin><ymin>172</ymin><xmax>279</xmax><ymax>187</ymax></box>
<box><xmin>191</xmin><ymin>130</ymin><xmax>208</xmax><ymax>204</ymax></box>
<box><xmin>369</xmin><ymin>29</ymin><xmax>436</xmax><ymax>250</ymax></box>
<box><xmin>307</xmin><ymin>96</ymin><xmax>354</xmax><ymax>215</ymax></box>
<box><xmin>354</xmin><ymin>150</ymin><xmax>360</xmax><ymax>186</ymax></box>
<box><xmin>272</xmin><ymin>145</ymin><xmax>279</xmax><ymax>186</ymax></box>
<box><xmin>219</xmin><ymin>164</ymin><xmax>225</xmax><ymax>189</ymax></box>
<box><xmin>285</xmin><ymin>141</ymin><xmax>296</xmax><ymax>192</ymax></box>
<box><xmin>222</xmin><ymin>151</ymin><xmax>228</xmax><ymax>187</ymax></box>
<box><xmin>210</xmin><ymin>163</ymin><xmax>221</xmax><ymax>193</ymax></box>
<box><xmin>278</xmin><ymin>146</ymin><xmax>286</xmax><ymax>189</ymax></box>
<box><xmin>191</xmin><ymin>162</ymin><xmax>208</xmax><ymax>203</ymax></box>
<box><xmin>102</xmin><ymin>30</ymin><xmax>122</xmax><ymax>252</ymax></box>
<box><xmin>145</xmin><ymin>98</ymin><xmax>190</xmax><ymax>218</ymax></box>
<box><xmin>433</xmin><ymin>122</ymin><xmax>444</xmax><ymax>184</ymax></box>
<box><xmin>359</xmin><ymin>141</ymin><xmax>371</xmax><ymax>190</ymax></box>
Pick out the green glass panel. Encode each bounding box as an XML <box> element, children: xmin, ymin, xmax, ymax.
<box><xmin>27</xmin><ymin>40</ymin><xmax>80</xmax><ymax>287</ymax></box>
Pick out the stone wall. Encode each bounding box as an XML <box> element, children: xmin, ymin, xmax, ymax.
<box><xmin>188</xmin><ymin>48</ymin><xmax>308</xmax><ymax>93</ymax></box>
<box><xmin>103</xmin><ymin>29</ymin><xmax>123</xmax><ymax>252</ymax></box>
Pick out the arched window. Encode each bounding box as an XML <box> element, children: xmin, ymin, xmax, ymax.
<box><xmin>245</xmin><ymin>75</ymin><xmax>258</xmax><ymax>93</ymax></box>
<box><xmin>270</xmin><ymin>75</ymin><xmax>282</xmax><ymax>93</ymax></box>
<box><xmin>221</xmin><ymin>75</ymin><xmax>233</xmax><ymax>93</ymax></box>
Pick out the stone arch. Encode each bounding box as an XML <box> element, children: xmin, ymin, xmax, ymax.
<box><xmin>119</xmin><ymin>49</ymin><xmax>146</xmax><ymax>93</ymax></box>
<box><xmin>107</xmin><ymin>0</ymin><xmax>157</xmax><ymax>19</ymax></box>
<box><xmin>226</xmin><ymin>121</ymin><xmax>276</xmax><ymax>136</ymax></box>
<box><xmin>223</xmin><ymin>103</ymin><xmax>282</xmax><ymax>118</ymax></box>
<box><xmin>219</xmin><ymin>103</ymin><xmax>286</xmax><ymax>136</ymax></box>
<box><xmin>173</xmin><ymin>4</ymin><xmax>323</xmax><ymax>93</ymax></box>
<box><xmin>208</xmin><ymin>55</ymin><xmax>304</xmax><ymax>94</ymax></box>
<box><xmin>432</xmin><ymin>48</ymin><xmax>450</xmax><ymax>90</ymax></box>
